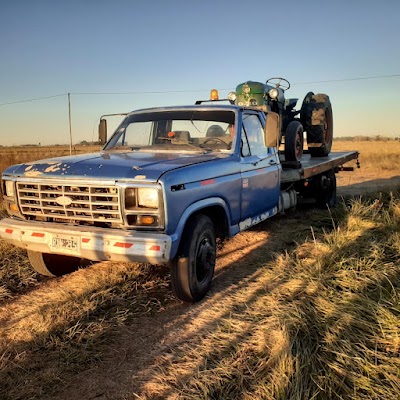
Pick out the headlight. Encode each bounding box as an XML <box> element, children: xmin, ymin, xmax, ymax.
<box><xmin>138</xmin><ymin>188</ymin><xmax>159</xmax><ymax>209</ymax></box>
<box><xmin>268</xmin><ymin>88</ymin><xmax>279</xmax><ymax>99</ymax></box>
<box><xmin>227</xmin><ymin>92</ymin><xmax>237</xmax><ymax>103</ymax></box>
<box><xmin>5</xmin><ymin>181</ymin><xmax>15</xmax><ymax>197</ymax></box>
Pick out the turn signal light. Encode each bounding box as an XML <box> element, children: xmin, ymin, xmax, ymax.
<box><xmin>9</xmin><ymin>203</ymin><xmax>19</xmax><ymax>212</ymax></box>
<box><xmin>138</xmin><ymin>215</ymin><xmax>155</xmax><ymax>225</ymax></box>
<box><xmin>210</xmin><ymin>89</ymin><xmax>219</xmax><ymax>101</ymax></box>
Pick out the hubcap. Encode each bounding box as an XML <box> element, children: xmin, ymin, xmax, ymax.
<box><xmin>196</xmin><ymin>237</ymin><xmax>215</xmax><ymax>282</ymax></box>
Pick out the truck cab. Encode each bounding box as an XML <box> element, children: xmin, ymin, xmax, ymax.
<box><xmin>1</xmin><ymin>102</ymin><xmax>282</xmax><ymax>302</ymax></box>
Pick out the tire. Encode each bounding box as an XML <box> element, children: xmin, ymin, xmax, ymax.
<box><xmin>284</xmin><ymin>121</ymin><xmax>304</xmax><ymax>161</ymax></box>
<box><xmin>27</xmin><ymin>250</ymin><xmax>83</xmax><ymax>277</ymax></box>
<box><xmin>170</xmin><ymin>215</ymin><xmax>216</xmax><ymax>302</ymax></box>
<box><xmin>302</xmin><ymin>93</ymin><xmax>333</xmax><ymax>157</ymax></box>
<box><xmin>314</xmin><ymin>170</ymin><xmax>337</xmax><ymax>208</ymax></box>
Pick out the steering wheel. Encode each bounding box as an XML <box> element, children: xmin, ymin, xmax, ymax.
<box><xmin>266</xmin><ymin>77</ymin><xmax>290</xmax><ymax>91</ymax></box>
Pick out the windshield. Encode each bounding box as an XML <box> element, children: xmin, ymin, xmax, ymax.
<box><xmin>104</xmin><ymin>109</ymin><xmax>236</xmax><ymax>153</ymax></box>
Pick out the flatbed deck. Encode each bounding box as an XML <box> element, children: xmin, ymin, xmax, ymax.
<box><xmin>281</xmin><ymin>151</ymin><xmax>359</xmax><ymax>183</ymax></box>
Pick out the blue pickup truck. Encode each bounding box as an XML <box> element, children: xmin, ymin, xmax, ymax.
<box><xmin>0</xmin><ymin>96</ymin><xmax>358</xmax><ymax>302</ymax></box>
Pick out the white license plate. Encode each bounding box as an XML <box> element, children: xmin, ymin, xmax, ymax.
<box><xmin>50</xmin><ymin>235</ymin><xmax>79</xmax><ymax>253</ymax></box>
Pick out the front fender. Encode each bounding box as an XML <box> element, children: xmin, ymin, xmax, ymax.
<box><xmin>169</xmin><ymin>197</ymin><xmax>232</xmax><ymax>259</ymax></box>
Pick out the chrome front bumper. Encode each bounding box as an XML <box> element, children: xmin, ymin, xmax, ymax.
<box><xmin>0</xmin><ymin>218</ymin><xmax>172</xmax><ymax>264</ymax></box>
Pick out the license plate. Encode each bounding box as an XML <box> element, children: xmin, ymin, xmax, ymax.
<box><xmin>50</xmin><ymin>235</ymin><xmax>79</xmax><ymax>254</ymax></box>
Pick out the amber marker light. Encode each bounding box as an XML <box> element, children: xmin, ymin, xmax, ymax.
<box><xmin>139</xmin><ymin>216</ymin><xmax>155</xmax><ymax>225</ymax></box>
<box><xmin>210</xmin><ymin>89</ymin><xmax>219</xmax><ymax>101</ymax></box>
<box><xmin>10</xmin><ymin>203</ymin><xmax>19</xmax><ymax>212</ymax></box>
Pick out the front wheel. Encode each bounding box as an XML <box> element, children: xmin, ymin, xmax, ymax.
<box><xmin>170</xmin><ymin>215</ymin><xmax>216</xmax><ymax>302</ymax></box>
<box><xmin>284</xmin><ymin>121</ymin><xmax>304</xmax><ymax>161</ymax></box>
<box><xmin>27</xmin><ymin>251</ymin><xmax>83</xmax><ymax>277</ymax></box>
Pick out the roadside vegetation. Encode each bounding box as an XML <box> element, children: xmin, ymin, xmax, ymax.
<box><xmin>0</xmin><ymin>139</ymin><xmax>398</xmax><ymax>399</ymax></box>
<box><xmin>0</xmin><ymin>190</ymin><xmax>398</xmax><ymax>399</ymax></box>
<box><xmin>141</xmin><ymin>191</ymin><xmax>400</xmax><ymax>399</ymax></box>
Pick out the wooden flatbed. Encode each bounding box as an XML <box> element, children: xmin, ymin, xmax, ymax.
<box><xmin>281</xmin><ymin>151</ymin><xmax>359</xmax><ymax>183</ymax></box>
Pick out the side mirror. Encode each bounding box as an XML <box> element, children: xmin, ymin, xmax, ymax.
<box><xmin>264</xmin><ymin>112</ymin><xmax>280</xmax><ymax>148</ymax></box>
<box><xmin>99</xmin><ymin>119</ymin><xmax>107</xmax><ymax>145</ymax></box>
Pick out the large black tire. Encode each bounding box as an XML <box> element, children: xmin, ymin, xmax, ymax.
<box><xmin>302</xmin><ymin>93</ymin><xmax>333</xmax><ymax>157</ymax></box>
<box><xmin>314</xmin><ymin>169</ymin><xmax>337</xmax><ymax>208</ymax></box>
<box><xmin>27</xmin><ymin>250</ymin><xmax>83</xmax><ymax>277</ymax></box>
<box><xmin>284</xmin><ymin>121</ymin><xmax>304</xmax><ymax>161</ymax></box>
<box><xmin>171</xmin><ymin>215</ymin><xmax>216</xmax><ymax>302</ymax></box>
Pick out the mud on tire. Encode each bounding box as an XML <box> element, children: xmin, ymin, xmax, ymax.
<box><xmin>301</xmin><ymin>93</ymin><xmax>333</xmax><ymax>157</ymax></box>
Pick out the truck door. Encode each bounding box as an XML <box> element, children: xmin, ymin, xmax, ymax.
<box><xmin>240</xmin><ymin>112</ymin><xmax>280</xmax><ymax>222</ymax></box>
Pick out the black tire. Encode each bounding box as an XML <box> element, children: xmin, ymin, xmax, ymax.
<box><xmin>27</xmin><ymin>250</ymin><xmax>83</xmax><ymax>277</ymax></box>
<box><xmin>171</xmin><ymin>215</ymin><xmax>216</xmax><ymax>302</ymax></box>
<box><xmin>302</xmin><ymin>93</ymin><xmax>333</xmax><ymax>157</ymax></box>
<box><xmin>314</xmin><ymin>170</ymin><xmax>337</xmax><ymax>208</ymax></box>
<box><xmin>284</xmin><ymin>121</ymin><xmax>304</xmax><ymax>161</ymax></box>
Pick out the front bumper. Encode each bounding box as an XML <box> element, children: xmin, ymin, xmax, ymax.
<box><xmin>0</xmin><ymin>218</ymin><xmax>172</xmax><ymax>264</ymax></box>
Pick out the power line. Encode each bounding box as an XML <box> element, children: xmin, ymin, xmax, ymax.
<box><xmin>0</xmin><ymin>93</ymin><xmax>66</xmax><ymax>107</ymax></box>
<box><xmin>292</xmin><ymin>74</ymin><xmax>400</xmax><ymax>85</ymax></box>
<box><xmin>1</xmin><ymin>74</ymin><xmax>399</xmax><ymax>106</ymax></box>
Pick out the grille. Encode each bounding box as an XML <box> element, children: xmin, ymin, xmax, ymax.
<box><xmin>17</xmin><ymin>182</ymin><xmax>122</xmax><ymax>224</ymax></box>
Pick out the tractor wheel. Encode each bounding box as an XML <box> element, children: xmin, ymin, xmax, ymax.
<box><xmin>27</xmin><ymin>250</ymin><xmax>83</xmax><ymax>277</ymax></box>
<box><xmin>284</xmin><ymin>121</ymin><xmax>304</xmax><ymax>161</ymax></box>
<box><xmin>170</xmin><ymin>215</ymin><xmax>216</xmax><ymax>302</ymax></box>
<box><xmin>302</xmin><ymin>93</ymin><xmax>333</xmax><ymax>157</ymax></box>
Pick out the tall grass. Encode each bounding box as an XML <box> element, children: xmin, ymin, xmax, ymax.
<box><xmin>0</xmin><ymin>141</ymin><xmax>399</xmax><ymax>399</ymax></box>
<box><xmin>141</xmin><ymin>192</ymin><xmax>400</xmax><ymax>399</ymax></box>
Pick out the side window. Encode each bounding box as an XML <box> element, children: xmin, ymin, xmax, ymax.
<box><xmin>241</xmin><ymin>128</ymin><xmax>250</xmax><ymax>157</ymax></box>
<box><xmin>242</xmin><ymin>114</ymin><xmax>267</xmax><ymax>157</ymax></box>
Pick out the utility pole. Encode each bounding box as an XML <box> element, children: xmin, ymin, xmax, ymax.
<box><xmin>68</xmin><ymin>93</ymin><xmax>72</xmax><ymax>155</ymax></box>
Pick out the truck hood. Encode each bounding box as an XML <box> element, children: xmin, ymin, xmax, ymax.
<box><xmin>3</xmin><ymin>151</ymin><xmax>226</xmax><ymax>181</ymax></box>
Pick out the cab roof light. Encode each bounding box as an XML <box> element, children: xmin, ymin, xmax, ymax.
<box><xmin>210</xmin><ymin>89</ymin><xmax>219</xmax><ymax>101</ymax></box>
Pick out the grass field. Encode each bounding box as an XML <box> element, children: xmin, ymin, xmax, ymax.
<box><xmin>0</xmin><ymin>145</ymin><xmax>101</xmax><ymax>177</ymax></box>
<box><xmin>0</xmin><ymin>139</ymin><xmax>399</xmax><ymax>399</ymax></box>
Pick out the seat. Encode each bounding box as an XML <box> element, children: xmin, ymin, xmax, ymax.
<box><xmin>206</xmin><ymin>125</ymin><xmax>225</xmax><ymax>138</ymax></box>
<box><xmin>173</xmin><ymin>131</ymin><xmax>191</xmax><ymax>142</ymax></box>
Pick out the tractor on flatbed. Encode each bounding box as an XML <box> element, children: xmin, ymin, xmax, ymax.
<box><xmin>228</xmin><ymin>77</ymin><xmax>333</xmax><ymax>161</ymax></box>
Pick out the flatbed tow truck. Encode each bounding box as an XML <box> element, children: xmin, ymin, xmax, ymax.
<box><xmin>0</xmin><ymin>82</ymin><xmax>359</xmax><ymax>302</ymax></box>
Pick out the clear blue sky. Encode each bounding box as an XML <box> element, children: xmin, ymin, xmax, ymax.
<box><xmin>0</xmin><ymin>0</ymin><xmax>399</xmax><ymax>145</ymax></box>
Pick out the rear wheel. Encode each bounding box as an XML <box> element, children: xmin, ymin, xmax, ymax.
<box><xmin>171</xmin><ymin>215</ymin><xmax>216</xmax><ymax>302</ymax></box>
<box><xmin>284</xmin><ymin>121</ymin><xmax>304</xmax><ymax>161</ymax></box>
<box><xmin>302</xmin><ymin>93</ymin><xmax>333</xmax><ymax>157</ymax></box>
<box><xmin>27</xmin><ymin>251</ymin><xmax>83</xmax><ymax>277</ymax></box>
<box><xmin>314</xmin><ymin>170</ymin><xmax>337</xmax><ymax>208</ymax></box>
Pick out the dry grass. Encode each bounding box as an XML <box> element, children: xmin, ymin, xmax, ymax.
<box><xmin>0</xmin><ymin>240</ymin><xmax>41</xmax><ymax>301</ymax></box>
<box><xmin>0</xmin><ymin>140</ymin><xmax>399</xmax><ymax>399</ymax></box>
<box><xmin>0</xmin><ymin>261</ymin><xmax>173</xmax><ymax>399</ymax></box>
<box><xmin>0</xmin><ymin>193</ymin><xmax>398</xmax><ymax>399</ymax></box>
<box><xmin>332</xmin><ymin>139</ymin><xmax>400</xmax><ymax>174</ymax></box>
<box><xmin>140</xmin><ymin>192</ymin><xmax>400</xmax><ymax>399</ymax></box>
<box><xmin>0</xmin><ymin>145</ymin><xmax>101</xmax><ymax>176</ymax></box>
